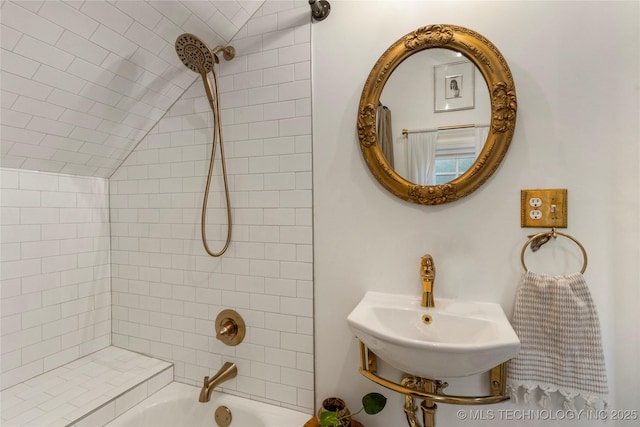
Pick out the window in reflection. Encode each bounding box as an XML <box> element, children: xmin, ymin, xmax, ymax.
<box><xmin>434</xmin><ymin>155</ymin><xmax>475</xmax><ymax>184</ymax></box>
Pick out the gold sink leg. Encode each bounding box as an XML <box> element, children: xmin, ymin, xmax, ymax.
<box><xmin>420</xmin><ymin>379</ymin><xmax>446</xmax><ymax>427</ymax></box>
<box><xmin>490</xmin><ymin>362</ymin><xmax>507</xmax><ymax>396</ymax></box>
<box><xmin>420</xmin><ymin>400</ymin><xmax>437</xmax><ymax>427</ymax></box>
<box><xmin>401</xmin><ymin>375</ymin><xmax>447</xmax><ymax>427</ymax></box>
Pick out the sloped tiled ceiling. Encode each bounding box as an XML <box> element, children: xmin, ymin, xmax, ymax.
<box><xmin>0</xmin><ymin>0</ymin><xmax>264</xmax><ymax>178</ymax></box>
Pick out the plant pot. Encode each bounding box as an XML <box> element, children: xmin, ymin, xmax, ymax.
<box><xmin>317</xmin><ymin>397</ymin><xmax>351</xmax><ymax>427</ymax></box>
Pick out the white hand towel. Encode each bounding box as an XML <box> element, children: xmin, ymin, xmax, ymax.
<box><xmin>506</xmin><ymin>271</ymin><xmax>608</xmax><ymax>409</ymax></box>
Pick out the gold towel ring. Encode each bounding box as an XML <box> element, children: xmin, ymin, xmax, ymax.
<box><xmin>520</xmin><ymin>229</ymin><xmax>588</xmax><ymax>274</ymax></box>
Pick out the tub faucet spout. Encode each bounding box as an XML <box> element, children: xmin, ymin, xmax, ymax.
<box><xmin>199</xmin><ymin>362</ymin><xmax>237</xmax><ymax>402</ymax></box>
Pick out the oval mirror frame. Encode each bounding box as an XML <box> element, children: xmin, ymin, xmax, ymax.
<box><xmin>357</xmin><ymin>25</ymin><xmax>517</xmax><ymax>205</ymax></box>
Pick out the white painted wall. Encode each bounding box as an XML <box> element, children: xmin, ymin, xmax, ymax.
<box><xmin>312</xmin><ymin>1</ymin><xmax>639</xmax><ymax>426</ymax></box>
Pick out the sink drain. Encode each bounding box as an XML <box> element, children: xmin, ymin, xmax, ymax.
<box><xmin>215</xmin><ymin>406</ymin><xmax>232</xmax><ymax>427</ymax></box>
<box><xmin>422</xmin><ymin>314</ymin><xmax>432</xmax><ymax>325</ymax></box>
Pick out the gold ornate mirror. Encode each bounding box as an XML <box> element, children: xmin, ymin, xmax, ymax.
<box><xmin>357</xmin><ymin>25</ymin><xmax>517</xmax><ymax>205</ymax></box>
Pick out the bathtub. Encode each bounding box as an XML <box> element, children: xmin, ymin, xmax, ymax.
<box><xmin>105</xmin><ymin>382</ymin><xmax>311</xmax><ymax>427</ymax></box>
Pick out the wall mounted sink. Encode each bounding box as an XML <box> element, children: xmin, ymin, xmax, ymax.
<box><xmin>347</xmin><ymin>292</ymin><xmax>520</xmax><ymax>378</ymax></box>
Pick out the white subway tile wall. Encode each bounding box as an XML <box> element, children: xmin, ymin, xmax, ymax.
<box><xmin>0</xmin><ymin>169</ymin><xmax>111</xmax><ymax>389</ymax></box>
<box><xmin>0</xmin><ymin>1</ymin><xmax>263</xmax><ymax>178</ymax></box>
<box><xmin>109</xmin><ymin>1</ymin><xmax>313</xmax><ymax>413</ymax></box>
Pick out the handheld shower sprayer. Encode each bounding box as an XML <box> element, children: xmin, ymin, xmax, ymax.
<box><xmin>175</xmin><ymin>33</ymin><xmax>216</xmax><ymax>73</ymax></box>
<box><xmin>175</xmin><ymin>34</ymin><xmax>235</xmax><ymax>257</ymax></box>
<box><xmin>175</xmin><ymin>34</ymin><xmax>234</xmax><ymax>109</ymax></box>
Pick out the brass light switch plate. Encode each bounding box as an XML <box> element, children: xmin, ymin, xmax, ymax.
<box><xmin>521</xmin><ymin>189</ymin><xmax>568</xmax><ymax>228</ymax></box>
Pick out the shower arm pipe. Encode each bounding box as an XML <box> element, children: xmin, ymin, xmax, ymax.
<box><xmin>309</xmin><ymin>0</ymin><xmax>330</xmax><ymax>21</ymax></box>
<box><xmin>200</xmin><ymin>67</ymin><xmax>232</xmax><ymax>257</ymax></box>
<box><xmin>212</xmin><ymin>45</ymin><xmax>236</xmax><ymax>61</ymax></box>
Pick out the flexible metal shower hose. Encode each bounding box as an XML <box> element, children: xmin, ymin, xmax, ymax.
<box><xmin>199</xmin><ymin>66</ymin><xmax>232</xmax><ymax>257</ymax></box>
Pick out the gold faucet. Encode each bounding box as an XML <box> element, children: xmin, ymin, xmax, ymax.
<box><xmin>420</xmin><ymin>254</ymin><xmax>436</xmax><ymax>308</ymax></box>
<box><xmin>198</xmin><ymin>362</ymin><xmax>237</xmax><ymax>402</ymax></box>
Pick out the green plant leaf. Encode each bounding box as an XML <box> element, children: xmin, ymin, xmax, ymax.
<box><xmin>362</xmin><ymin>392</ymin><xmax>387</xmax><ymax>415</ymax></box>
<box><xmin>319</xmin><ymin>411</ymin><xmax>340</xmax><ymax>427</ymax></box>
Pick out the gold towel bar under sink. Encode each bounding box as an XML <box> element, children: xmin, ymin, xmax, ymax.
<box><xmin>358</xmin><ymin>341</ymin><xmax>509</xmax><ymax>406</ymax></box>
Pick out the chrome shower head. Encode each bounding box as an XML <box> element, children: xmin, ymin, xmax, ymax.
<box><xmin>175</xmin><ymin>33</ymin><xmax>215</xmax><ymax>74</ymax></box>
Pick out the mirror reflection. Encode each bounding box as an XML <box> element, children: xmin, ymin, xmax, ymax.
<box><xmin>357</xmin><ymin>24</ymin><xmax>517</xmax><ymax>205</ymax></box>
<box><xmin>377</xmin><ymin>49</ymin><xmax>490</xmax><ymax>185</ymax></box>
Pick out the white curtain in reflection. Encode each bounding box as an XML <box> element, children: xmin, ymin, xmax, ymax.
<box><xmin>475</xmin><ymin>126</ymin><xmax>490</xmax><ymax>157</ymax></box>
<box><xmin>407</xmin><ymin>132</ymin><xmax>437</xmax><ymax>185</ymax></box>
<box><xmin>393</xmin><ymin>137</ymin><xmax>408</xmax><ymax>179</ymax></box>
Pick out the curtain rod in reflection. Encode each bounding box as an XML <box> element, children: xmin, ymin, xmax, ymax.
<box><xmin>402</xmin><ymin>123</ymin><xmax>489</xmax><ymax>136</ymax></box>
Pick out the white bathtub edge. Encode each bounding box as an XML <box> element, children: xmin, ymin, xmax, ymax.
<box><xmin>104</xmin><ymin>381</ymin><xmax>312</xmax><ymax>427</ymax></box>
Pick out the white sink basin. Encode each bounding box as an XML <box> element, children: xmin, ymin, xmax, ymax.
<box><xmin>347</xmin><ymin>292</ymin><xmax>520</xmax><ymax>378</ymax></box>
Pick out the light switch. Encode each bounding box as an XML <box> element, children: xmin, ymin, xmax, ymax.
<box><xmin>521</xmin><ymin>189</ymin><xmax>567</xmax><ymax>228</ymax></box>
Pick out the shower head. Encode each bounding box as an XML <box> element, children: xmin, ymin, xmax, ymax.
<box><xmin>175</xmin><ymin>33</ymin><xmax>215</xmax><ymax>74</ymax></box>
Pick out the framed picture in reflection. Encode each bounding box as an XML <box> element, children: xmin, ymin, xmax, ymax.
<box><xmin>434</xmin><ymin>60</ymin><xmax>475</xmax><ymax>112</ymax></box>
